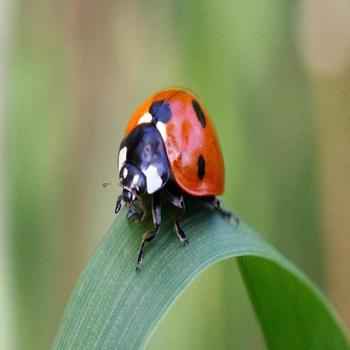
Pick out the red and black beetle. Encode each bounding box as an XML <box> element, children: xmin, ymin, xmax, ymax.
<box><xmin>115</xmin><ymin>89</ymin><xmax>235</xmax><ymax>268</ymax></box>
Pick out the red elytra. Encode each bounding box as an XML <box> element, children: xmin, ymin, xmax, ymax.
<box><xmin>125</xmin><ymin>88</ymin><xmax>225</xmax><ymax>196</ymax></box>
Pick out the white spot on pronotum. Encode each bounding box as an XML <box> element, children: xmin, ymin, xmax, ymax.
<box><xmin>122</xmin><ymin>167</ymin><xmax>128</xmax><ymax>179</ymax></box>
<box><xmin>143</xmin><ymin>165</ymin><xmax>163</xmax><ymax>194</ymax></box>
<box><xmin>132</xmin><ymin>174</ymin><xmax>140</xmax><ymax>186</ymax></box>
<box><xmin>118</xmin><ymin>146</ymin><xmax>127</xmax><ymax>172</ymax></box>
<box><xmin>137</xmin><ymin>112</ymin><xmax>153</xmax><ymax>125</ymax></box>
<box><xmin>156</xmin><ymin>121</ymin><xmax>167</xmax><ymax>142</ymax></box>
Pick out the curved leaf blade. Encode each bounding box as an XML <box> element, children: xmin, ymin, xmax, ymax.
<box><xmin>52</xmin><ymin>209</ymin><xmax>349</xmax><ymax>350</ymax></box>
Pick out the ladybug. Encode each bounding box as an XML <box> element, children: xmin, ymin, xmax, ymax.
<box><xmin>115</xmin><ymin>88</ymin><xmax>235</xmax><ymax>268</ymax></box>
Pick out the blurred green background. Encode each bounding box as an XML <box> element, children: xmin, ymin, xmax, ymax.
<box><xmin>2</xmin><ymin>1</ymin><xmax>350</xmax><ymax>349</ymax></box>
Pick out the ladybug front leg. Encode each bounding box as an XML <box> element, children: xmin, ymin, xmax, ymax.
<box><xmin>115</xmin><ymin>194</ymin><xmax>124</xmax><ymax>214</ymax></box>
<box><xmin>136</xmin><ymin>192</ymin><xmax>161</xmax><ymax>269</ymax></box>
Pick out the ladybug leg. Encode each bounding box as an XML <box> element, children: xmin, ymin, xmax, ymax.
<box><xmin>127</xmin><ymin>205</ymin><xmax>142</xmax><ymax>222</ymax></box>
<box><xmin>127</xmin><ymin>199</ymin><xmax>146</xmax><ymax>223</ymax></box>
<box><xmin>115</xmin><ymin>195</ymin><xmax>124</xmax><ymax>214</ymax></box>
<box><xmin>166</xmin><ymin>190</ymin><xmax>189</xmax><ymax>245</ymax></box>
<box><xmin>166</xmin><ymin>189</ymin><xmax>185</xmax><ymax>209</ymax></box>
<box><xmin>205</xmin><ymin>197</ymin><xmax>239</xmax><ymax>225</ymax></box>
<box><xmin>136</xmin><ymin>193</ymin><xmax>161</xmax><ymax>269</ymax></box>
<box><xmin>174</xmin><ymin>220</ymin><xmax>189</xmax><ymax>245</ymax></box>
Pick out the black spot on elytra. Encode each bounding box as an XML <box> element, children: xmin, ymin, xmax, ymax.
<box><xmin>192</xmin><ymin>99</ymin><xmax>206</xmax><ymax>128</ymax></box>
<box><xmin>149</xmin><ymin>100</ymin><xmax>172</xmax><ymax>123</ymax></box>
<box><xmin>198</xmin><ymin>155</ymin><xmax>205</xmax><ymax>180</ymax></box>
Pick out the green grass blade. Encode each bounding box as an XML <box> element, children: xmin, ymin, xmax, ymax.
<box><xmin>52</xmin><ymin>208</ymin><xmax>349</xmax><ymax>350</ymax></box>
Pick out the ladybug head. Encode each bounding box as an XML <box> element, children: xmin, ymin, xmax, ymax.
<box><xmin>119</xmin><ymin>163</ymin><xmax>146</xmax><ymax>203</ymax></box>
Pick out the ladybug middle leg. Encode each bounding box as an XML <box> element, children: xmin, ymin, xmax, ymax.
<box><xmin>136</xmin><ymin>192</ymin><xmax>161</xmax><ymax>269</ymax></box>
<box><xmin>165</xmin><ymin>189</ymin><xmax>189</xmax><ymax>245</ymax></box>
